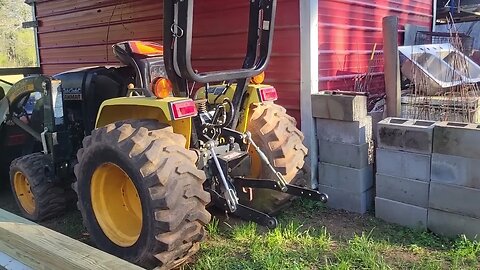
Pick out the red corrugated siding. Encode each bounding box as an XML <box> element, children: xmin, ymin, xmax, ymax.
<box><xmin>318</xmin><ymin>0</ymin><xmax>433</xmax><ymax>97</ymax></box>
<box><xmin>35</xmin><ymin>0</ymin><xmax>301</xmax><ymax>120</ymax></box>
<box><xmin>35</xmin><ymin>0</ymin><xmax>433</xmax><ymax>122</ymax></box>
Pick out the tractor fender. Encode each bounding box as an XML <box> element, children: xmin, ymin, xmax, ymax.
<box><xmin>95</xmin><ymin>96</ymin><xmax>193</xmax><ymax>148</ymax></box>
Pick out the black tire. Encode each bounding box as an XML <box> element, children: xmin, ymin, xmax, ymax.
<box><xmin>9</xmin><ymin>153</ymin><xmax>66</xmax><ymax>221</ymax></box>
<box><xmin>74</xmin><ymin>120</ymin><xmax>211</xmax><ymax>269</ymax></box>
<box><xmin>241</xmin><ymin>102</ymin><xmax>308</xmax><ymax>214</ymax></box>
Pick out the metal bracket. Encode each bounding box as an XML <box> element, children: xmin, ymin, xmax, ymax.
<box><xmin>209</xmin><ymin>189</ymin><xmax>278</xmax><ymax>229</ymax></box>
<box><xmin>40</xmin><ymin>128</ymin><xmax>49</xmax><ymax>154</ymax></box>
<box><xmin>245</xmin><ymin>131</ymin><xmax>288</xmax><ymax>191</ymax></box>
<box><xmin>235</xmin><ymin>177</ymin><xmax>328</xmax><ymax>203</ymax></box>
<box><xmin>208</xmin><ymin>141</ymin><xmax>238</xmax><ymax>212</ymax></box>
<box><xmin>22</xmin><ymin>21</ymin><xmax>39</xmax><ymax>28</ymax></box>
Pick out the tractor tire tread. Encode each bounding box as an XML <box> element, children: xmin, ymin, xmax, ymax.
<box><xmin>9</xmin><ymin>153</ymin><xmax>66</xmax><ymax>221</ymax></box>
<box><xmin>245</xmin><ymin>103</ymin><xmax>308</xmax><ymax>214</ymax></box>
<box><xmin>74</xmin><ymin>120</ymin><xmax>210</xmax><ymax>269</ymax></box>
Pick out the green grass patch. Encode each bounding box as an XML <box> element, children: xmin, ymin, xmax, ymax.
<box><xmin>185</xmin><ymin>201</ymin><xmax>480</xmax><ymax>270</ymax></box>
<box><xmin>327</xmin><ymin>232</ymin><xmax>390</xmax><ymax>269</ymax></box>
<box><xmin>448</xmin><ymin>235</ymin><xmax>480</xmax><ymax>269</ymax></box>
<box><xmin>205</xmin><ymin>217</ymin><xmax>220</xmax><ymax>237</ymax></box>
<box><xmin>188</xmin><ymin>220</ymin><xmax>332</xmax><ymax>270</ymax></box>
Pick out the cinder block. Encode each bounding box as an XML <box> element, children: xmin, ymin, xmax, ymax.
<box><xmin>429</xmin><ymin>182</ymin><xmax>480</xmax><ymax>219</ymax></box>
<box><xmin>376</xmin><ymin>174</ymin><xmax>429</xmax><ymax>207</ymax></box>
<box><xmin>376</xmin><ymin>148</ymin><xmax>431</xmax><ymax>181</ymax></box>
<box><xmin>428</xmin><ymin>209</ymin><xmax>480</xmax><ymax>240</ymax></box>
<box><xmin>368</xmin><ymin>111</ymin><xmax>385</xmax><ymax>141</ymax></box>
<box><xmin>377</xmin><ymin>117</ymin><xmax>435</xmax><ymax>154</ymax></box>
<box><xmin>318</xmin><ymin>162</ymin><xmax>373</xmax><ymax>193</ymax></box>
<box><xmin>319</xmin><ymin>140</ymin><xmax>373</xmax><ymax>169</ymax></box>
<box><xmin>375</xmin><ymin>197</ymin><xmax>427</xmax><ymax>229</ymax></box>
<box><xmin>311</xmin><ymin>92</ymin><xmax>367</xmax><ymax>121</ymax></box>
<box><xmin>433</xmin><ymin>121</ymin><xmax>480</xmax><ymax>159</ymax></box>
<box><xmin>318</xmin><ymin>184</ymin><xmax>373</xmax><ymax>214</ymax></box>
<box><xmin>316</xmin><ymin>117</ymin><xmax>372</xmax><ymax>144</ymax></box>
<box><xmin>431</xmin><ymin>153</ymin><xmax>480</xmax><ymax>189</ymax></box>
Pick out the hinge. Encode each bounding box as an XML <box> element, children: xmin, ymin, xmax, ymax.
<box><xmin>22</xmin><ymin>20</ymin><xmax>39</xmax><ymax>28</ymax></box>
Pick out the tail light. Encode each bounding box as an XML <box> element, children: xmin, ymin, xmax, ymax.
<box><xmin>128</xmin><ymin>41</ymin><xmax>164</xmax><ymax>56</ymax></box>
<box><xmin>170</xmin><ymin>100</ymin><xmax>198</xmax><ymax>120</ymax></box>
<box><xmin>6</xmin><ymin>133</ymin><xmax>27</xmax><ymax>146</ymax></box>
<box><xmin>250</xmin><ymin>71</ymin><xmax>265</xmax><ymax>84</ymax></box>
<box><xmin>152</xmin><ymin>77</ymin><xmax>173</xmax><ymax>99</ymax></box>
<box><xmin>258</xmin><ymin>86</ymin><xmax>278</xmax><ymax>102</ymax></box>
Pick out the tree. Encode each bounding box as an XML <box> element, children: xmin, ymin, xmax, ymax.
<box><xmin>0</xmin><ymin>0</ymin><xmax>36</xmax><ymax>67</ymax></box>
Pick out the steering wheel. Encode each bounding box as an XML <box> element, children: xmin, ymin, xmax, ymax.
<box><xmin>12</xmin><ymin>94</ymin><xmax>33</xmax><ymax>124</ymax></box>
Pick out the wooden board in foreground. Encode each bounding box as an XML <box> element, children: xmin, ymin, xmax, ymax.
<box><xmin>0</xmin><ymin>208</ymin><xmax>143</xmax><ymax>270</ymax></box>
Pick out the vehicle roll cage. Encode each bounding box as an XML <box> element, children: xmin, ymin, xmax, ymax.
<box><xmin>163</xmin><ymin>0</ymin><xmax>276</xmax><ymax>85</ymax></box>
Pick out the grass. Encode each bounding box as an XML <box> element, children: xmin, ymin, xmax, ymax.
<box><xmin>183</xmin><ymin>199</ymin><xmax>480</xmax><ymax>270</ymax></box>
<box><xmin>192</xmin><ymin>220</ymin><xmax>333</xmax><ymax>270</ymax></box>
<box><xmin>1</xmin><ymin>189</ymin><xmax>479</xmax><ymax>269</ymax></box>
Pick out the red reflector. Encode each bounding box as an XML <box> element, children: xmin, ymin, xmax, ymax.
<box><xmin>170</xmin><ymin>100</ymin><xmax>198</xmax><ymax>120</ymax></box>
<box><xmin>258</xmin><ymin>87</ymin><xmax>278</xmax><ymax>102</ymax></box>
<box><xmin>7</xmin><ymin>134</ymin><xmax>27</xmax><ymax>146</ymax></box>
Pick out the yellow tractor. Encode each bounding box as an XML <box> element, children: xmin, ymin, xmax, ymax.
<box><xmin>2</xmin><ymin>0</ymin><xmax>327</xmax><ymax>268</ymax></box>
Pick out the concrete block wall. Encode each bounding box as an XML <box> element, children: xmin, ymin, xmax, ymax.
<box><xmin>375</xmin><ymin>118</ymin><xmax>435</xmax><ymax>230</ymax></box>
<box><xmin>311</xmin><ymin>102</ymin><xmax>480</xmax><ymax>238</ymax></box>
<box><xmin>312</xmin><ymin>93</ymin><xmax>374</xmax><ymax>214</ymax></box>
<box><xmin>428</xmin><ymin>122</ymin><xmax>480</xmax><ymax>239</ymax></box>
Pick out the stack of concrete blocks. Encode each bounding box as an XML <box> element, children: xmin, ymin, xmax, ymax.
<box><xmin>375</xmin><ymin>118</ymin><xmax>435</xmax><ymax>230</ymax></box>
<box><xmin>429</xmin><ymin>122</ymin><xmax>480</xmax><ymax>239</ymax></box>
<box><xmin>311</xmin><ymin>92</ymin><xmax>374</xmax><ymax>214</ymax></box>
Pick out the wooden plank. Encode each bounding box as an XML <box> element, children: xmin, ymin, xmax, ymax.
<box><xmin>0</xmin><ymin>251</ymin><xmax>32</xmax><ymax>270</ymax></box>
<box><xmin>383</xmin><ymin>16</ymin><xmax>401</xmax><ymax>117</ymax></box>
<box><xmin>0</xmin><ymin>208</ymin><xmax>143</xmax><ymax>270</ymax></box>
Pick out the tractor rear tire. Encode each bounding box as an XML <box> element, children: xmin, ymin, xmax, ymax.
<box><xmin>9</xmin><ymin>153</ymin><xmax>66</xmax><ymax>221</ymax></box>
<box><xmin>73</xmin><ymin>120</ymin><xmax>211</xmax><ymax>269</ymax></box>
<box><xmin>242</xmin><ymin>102</ymin><xmax>308</xmax><ymax>214</ymax></box>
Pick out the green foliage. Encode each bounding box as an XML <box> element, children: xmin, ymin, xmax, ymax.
<box><xmin>231</xmin><ymin>222</ymin><xmax>258</xmax><ymax>242</ymax></box>
<box><xmin>0</xmin><ymin>0</ymin><xmax>37</xmax><ymax>67</ymax></box>
<box><xmin>205</xmin><ymin>217</ymin><xmax>219</xmax><ymax>237</ymax></box>
<box><xmin>448</xmin><ymin>235</ymin><xmax>480</xmax><ymax>269</ymax></box>
<box><xmin>189</xmin><ymin>220</ymin><xmax>332</xmax><ymax>270</ymax></box>
<box><xmin>329</xmin><ymin>232</ymin><xmax>391</xmax><ymax>270</ymax></box>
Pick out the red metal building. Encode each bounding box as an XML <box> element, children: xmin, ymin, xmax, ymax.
<box><xmin>318</xmin><ymin>0</ymin><xmax>433</xmax><ymax>97</ymax></box>
<box><xmin>34</xmin><ymin>0</ymin><xmax>433</xmax><ymax>122</ymax></box>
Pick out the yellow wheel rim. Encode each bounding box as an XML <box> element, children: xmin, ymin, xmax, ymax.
<box><xmin>91</xmin><ymin>162</ymin><xmax>143</xmax><ymax>247</ymax></box>
<box><xmin>13</xmin><ymin>172</ymin><xmax>36</xmax><ymax>215</ymax></box>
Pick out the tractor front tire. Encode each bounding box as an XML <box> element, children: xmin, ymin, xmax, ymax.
<box><xmin>74</xmin><ymin>120</ymin><xmax>211</xmax><ymax>269</ymax></box>
<box><xmin>9</xmin><ymin>153</ymin><xmax>66</xmax><ymax>221</ymax></box>
<box><xmin>242</xmin><ymin>102</ymin><xmax>308</xmax><ymax>214</ymax></box>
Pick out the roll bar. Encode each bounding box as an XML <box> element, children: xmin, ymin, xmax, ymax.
<box><xmin>163</xmin><ymin>0</ymin><xmax>277</xmax><ymax>84</ymax></box>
